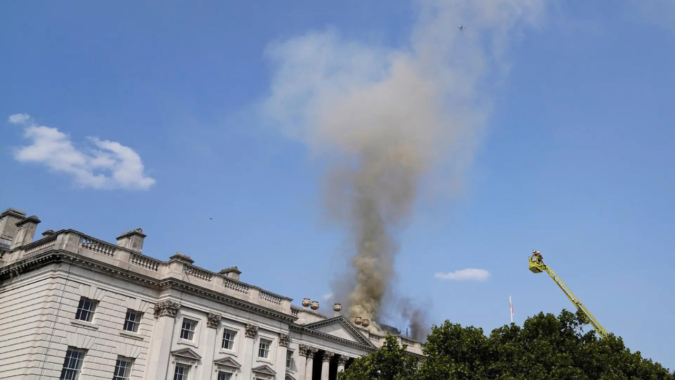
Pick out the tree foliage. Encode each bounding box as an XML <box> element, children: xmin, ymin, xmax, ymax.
<box><xmin>340</xmin><ymin>309</ymin><xmax>674</xmax><ymax>380</ymax></box>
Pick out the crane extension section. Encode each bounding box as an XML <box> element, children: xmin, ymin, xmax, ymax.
<box><xmin>529</xmin><ymin>250</ymin><xmax>609</xmax><ymax>338</ymax></box>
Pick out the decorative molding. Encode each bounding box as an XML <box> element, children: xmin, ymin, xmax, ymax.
<box><xmin>278</xmin><ymin>333</ymin><xmax>291</xmax><ymax>347</ymax></box>
<box><xmin>252</xmin><ymin>364</ymin><xmax>277</xmax><ymax>376</ymax></box>
<box><xmin>213</xmin><ymin>356</ymin><xmax>241</xmax><ymax>370</ymax></box>
<box><xmin>207</xmin><ymin>313</ymin><xmax>222</xmax><ymax>328</ymax></box>
<box><xmin>289</xmin><ymin>324</ymin><xmax>374</xmax><ymax>351</ymax></box>
<box><xmin>171</xmin><ymin>348</ymin><xmax>202</xmax><ymax>365</ymax></box>
<box><xmin>338</xmin><ymin>356</ymin><xmax>349</xmax><ymax>366</ymax></box>
<box><xmin>301</xmin><ymin>316</ymin><xmax>376</xmax><ymax>348</ymax></box>
<box><xmin>245</xmin><ymin>324</ymin><xmax>259</xmax><ymax>338</ymax></box>
<box><xmin>322</xmin><ymin>352</ymin><xmax>335</xmax><ymax>362</ymax></box>
<box><xmin>154</xmin><ymin>300</ymin><xmax>180</xmax><ymax>318</ymax></box>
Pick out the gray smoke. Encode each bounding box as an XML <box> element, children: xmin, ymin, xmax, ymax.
<box><xmin>263</xmin><ymin>0</ymin><xmax>544</xmax><ymax>335</ymax></box>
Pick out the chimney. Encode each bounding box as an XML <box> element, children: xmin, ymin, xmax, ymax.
<box><xmin>219</xmin><ymin>266</ymin><xmax>242</xmax><ymax>281</ymax></box>
<box><xmin>10</xmin><ymin>215</ymin><xmax>41</xmax><ymax>250</ymax></box>
<box><xmin>116</xmin><ymin>228</ymin><xmax>146</xmax><ymax>252</ymax></box>
<box><xmin>0</xmin><ymin>208</ymin><xmax>27</xmax><ymax>249</ymax></box>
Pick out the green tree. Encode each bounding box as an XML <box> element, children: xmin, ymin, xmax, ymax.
<box><xmin>338</xmin><ymin>334</ymin><xmax>419</xmax><ymax>380</ymax></box>
<box><xmin>340</xmin><ymin>309</ymin><xmax>675</xmax><ymax>380</ymax></box>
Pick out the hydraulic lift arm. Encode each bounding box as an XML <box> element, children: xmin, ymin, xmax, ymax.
<box><xmin>529</xmin><ymin>250</ymin><xmax>609</xmax><ymax>339</ymax></box>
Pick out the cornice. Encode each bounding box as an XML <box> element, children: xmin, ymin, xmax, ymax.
<box><xmin>303</xmin><ymin>316</ymin><xmax>375</xmax><ymax>348</ymax></box>
<box><xmin>0</xmin><ymin>250</ymin><xmax>297</xmax><ymax>324</ymax></box>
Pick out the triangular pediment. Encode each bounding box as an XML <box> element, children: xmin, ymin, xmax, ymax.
<box><xmin>252</xmin><ymin>364</ymin><xmax>277</xmax><ymax>376</ymax></box>
<box><xmin>285</xmin><ymin>373</ymin><xmax>297</xmax><ymax>380</ymax></box>
<box><xmin>171</xmin><ymin>348</ymin><xmax>201</xmax><ymax>364</ymax></box>
<box><xmin>303</xmin><ymin>316</ymin><xmax>374</xmax><ymax>348</ymax></box>
<box><xmin>214</xmin><ymin>356</ymin><xmax>241</xmax><ymax>369</ymax></box>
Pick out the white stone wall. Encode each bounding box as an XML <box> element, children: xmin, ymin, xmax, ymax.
<box><xmin>0</xmin><ymin>264</ymin><xmax>155</xmax><ymax>380</ymax></box>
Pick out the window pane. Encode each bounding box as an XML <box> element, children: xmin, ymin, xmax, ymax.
<box><xmin>113</xmin><ymin>357</ymin><xmax>133</xmax><ymax>380</ymax></box>
<box><xmin>60</xmin><ymin>348</ymin><xmax>85</xmax><ymax>380</ymax></box>
<box><xmin>174</xmin><ymin>365</ymin><xmax>189</xmax><ymax>380</ymax></box>
<box><xmin>75</xmin><ymin>297</ymin><xmax>96</xmax><ymax>322</ymax></box>
<box><xmin>258</xmin><ymin>340</ymin><xmax>270</xmax><ymax>358</ymax></box>
<box><xmin>222</xmin><ymin>330</ymin><xmax>235</xmax><ymax>350</ymax></box>
<box><xmin>180</xmin><ymin>319</ymin><xmax>196</xmax><ymax>340</ymax></box>
<box><xmin>218</xmin><ymin>372</ymin><xmax>232</xmax><ymax>380</ymax></box>
<box><xmin>123</xmin><ymin>310</ymin><xmax>141</xmax><ymax>332</ymax></box>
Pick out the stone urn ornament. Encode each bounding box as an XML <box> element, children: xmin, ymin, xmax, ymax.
<box><xmin>354</xmin><ymin>317</ymin><xmax>362</xmax><ymax>325</ymax></box>
<box><xmin>310</xmin><ymin>300</ymin><xmax>319</xmax><ymax>311</ymax></box>
<box><xmin>302</xmin><ymin>298</ymin><xmax>311</xmax><ymax>309</ymax></box>
<box><xmin>362</xmin><ymin>319</ymin><xmax>370</xmax><ymax>328</ymax></box>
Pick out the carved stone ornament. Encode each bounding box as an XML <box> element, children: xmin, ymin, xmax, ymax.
<box><xmin>154</xmin><ymin>300</ymin><xmax>180</xmax><ymax>318</ymax></box>
<box><xmin>337</xmin><ymin>356</ymin><xmax>349</xmax><ymax>366</ymax></box>
<box><xmin>279</xmin><ymin>333</ymin><xmax>291</xmax><ymax>347</ymax></box>
<box><xmin>245</xmin><ymin>324</ymin><xmax>259</xmax><ymax>338</ymax></box>
<box><xmin>299</xmin><ymin>344</ymin><xmax>310</xmax><ymax>357</ymax></box>
<box><xmin>207</xmin><ymin>313</ymin><xmax>222</xmax><ymax>328</ymax></box>
<box><xmin>303</xmin><ymin>346</ymin><xmax>318</xmax><ymax>359</ymax></box>
<box><xmin>322</xmin><ymin>352</ymin><xmax>335</xmax><ymax>362</ymax></box>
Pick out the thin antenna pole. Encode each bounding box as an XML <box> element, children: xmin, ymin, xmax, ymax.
<box><xmin>509</xmin><ymin>294</ymin><xmax>514</xmax><ymax>323</ymax></box>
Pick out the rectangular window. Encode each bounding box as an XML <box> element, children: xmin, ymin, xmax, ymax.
<box><xmin>75</xmin><ymin>297</ymin><xmax>96</xmax><ymax>322</ymax></box>
<box><xmin>113</xmin><ymin>357</ymin><xmax>133</xmax><ymax>380</ymax></box>
<box><xmin>60</xmin><ymin>347</ymin><xmax>85</xmax><ymax>380</ymax></box>
<box><xmin>258</xmin><ymin>339</ymin><xmax>271</xmax><ymax>358</ymax></box>
<box><xmin>173</xmin><ymin>364</ymin><xmax>189</xmax><ymax>380</ymax></box>
<box><xmin>123</xmin><ymin>310</ymin><xmax>142</xmax><ymax>332</ymax></box>
<box><xmin>286</xmin><ymin>350</ymin><xmax>295</xmax><ymax>369</ymax></box>
<box><xmin>180</xmin><ymin>319</ymin><xmax>198</xmax><ymax>341</ymax></box>
<box><xmin>221</xmin><ymin>329</ymin><xmax>236</xmax><ymax>350</ymax></box>
<box><xmin>217</xmin><ymin>372</ymin><xmax>232</xmax><ymax>380</ymax></box>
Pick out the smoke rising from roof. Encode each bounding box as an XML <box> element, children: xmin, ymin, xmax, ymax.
<box><xmin>263</xmin><ymin>0</ymin><xmax>544</xmax><ymax>339</ymax></box>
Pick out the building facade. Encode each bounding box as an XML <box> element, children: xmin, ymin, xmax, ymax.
<box><xmin>0</xmin><ymin>208</ymin><xmax>423</xmax><ymax>380</ymax></box>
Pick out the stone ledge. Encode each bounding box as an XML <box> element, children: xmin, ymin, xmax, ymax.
<box><xmin>70</xmin><ymin>319</ymin><xmax>99</xmax><ymax>331</ymax></box>
<box><xmin>119</xmin><ymin>331</ymin><xmax>144</xmax><ymax>341</ymax></box>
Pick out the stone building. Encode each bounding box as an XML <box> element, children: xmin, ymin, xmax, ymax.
<box><xmin>0</xmin><ymin>208</ymin><xmax>423</xmax><ymax>380</ymax></box>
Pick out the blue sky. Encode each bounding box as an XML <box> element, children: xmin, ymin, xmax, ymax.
<box><xmin>2</xmin><ymin>0</ymin><xmax>674</xmax><ymax>370</ymax></box>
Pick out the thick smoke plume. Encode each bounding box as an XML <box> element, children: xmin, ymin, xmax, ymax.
<box><xmin>263</xmin><ymin>0</ymin><xmax>544</xmax><ymax>337</ymax></box>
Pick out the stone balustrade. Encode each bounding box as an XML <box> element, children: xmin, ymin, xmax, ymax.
<box><xmin>1</xmin><ymin>229</ymin><xmax>294</xmax><ymax>316</ymax></box>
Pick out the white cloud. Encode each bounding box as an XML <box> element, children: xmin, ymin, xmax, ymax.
<box><xmin>322</xmin><ymin>293</ymin><xmax>334</xmax><ymax>301</ymax></box>
<box><xmin>8</xmin><ymin>113</ymin><xmax>31</xmax><ymax>125</ymax></box>
<box><xmin>435</xmin><ymin>268</ymin><xmax>490</xmax><ymax>281</ymax></box>
<box><xmin>9</xmin><ymin>114</ymin><xmax>155</xmax><ymax>190</ymax></box>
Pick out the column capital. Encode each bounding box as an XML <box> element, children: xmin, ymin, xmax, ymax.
<box><xmin>337</xmin><ymin>355</ymin><xmax>349</xmax><ymax>365</ymax></box>
<box><xmin>153</xmin><ymin>300</ymin><xmax>180</xmax><ymax>318</ymax></box>
<box><xmin>245</xmin><ymin>323</ymin><xmax>259</xmax><ymax>338</ymax></box>
<box><xmin>322</xmin><ymin>351</ymin><xmax>335</xmax><ymax>362</ymax></box>
<box><xmin>279</xmin><ymin>333</ymin><xmax>291</xmax><ymax>347</ymax></box>
<box><xmin>299</xmin><ymin>345</ymin><xmax>318</xmax><ymax>358</ymax></box>
<box><xmin>207</xmin><ymin>313</ymin><xmax>221</xmax><ymax>328</ymax></box>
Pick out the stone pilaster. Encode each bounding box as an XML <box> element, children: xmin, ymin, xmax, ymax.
<box><xmin>275</xmin><ymin>333</ymin><xmax>290</xmax><ymax>379</ymax></box>
<box><xmin>146</xmin><ymin>300</ymin><xmax>180</xmax><ymax>380</ymax></box>
<box><xmin>200</xmin><ymin>313</ymin><xmax>221</xmax><ymax>378</ymax></box>
<box><xmin>241</xmin><ymin>324</ymin><xmax>259</xmax><ymax>379</ymax></box>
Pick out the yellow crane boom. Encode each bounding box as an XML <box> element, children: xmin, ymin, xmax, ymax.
<box><xmin>528</xmin><ymin>250</ymin><xmax>609</xmax><ymax>338</ymax></box>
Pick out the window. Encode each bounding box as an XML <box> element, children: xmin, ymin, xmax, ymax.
<box><xmin>123</xmin><ymin>310</ymin><xmax>142</xmax><ymax>332</ymax></box>
<box><xmin>113</xmin><ymin>357</ymin><xmax>133</xmax><ymax>380</ymax></box>
<box><xmin>75</xmin><ymin>297</ymin><xmax>96</xmax><ymax>322</ymax></box>
<box><xmin>180</xmin><ymin>318</ymin><xmax>198</xmax><ymax>341</ymax></box>
<box><xmin>258</xmin><ymin>339</ymin><xmax>271</xmax><ymax>358</ymax></box>
<box><xmin>217</xmin><ymin>372</ymin><xmax>232</xmax><ymax>380</ymax></box>
<box><xmin>221</xmin><ymin>329</ymin><xmax>236</xmax><ymax>350</ymax></box>
<box><xmin>60</xmin><ymin>347</ymin><xmax>85</xmax><ymax>380</ymax></box>
<box><xmin>286</xmin><ymin>350</ymin><xmax>295</xmax><ymax>370</ymax></box>
<box><xmin>173</xmin><ymin>364</ymin><xmax>189</xmax><ymax>380</ymax></box>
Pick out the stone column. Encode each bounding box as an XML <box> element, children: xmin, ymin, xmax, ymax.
<box><xmin>199</xmin><ymin>313</ymin><xmax>221</xmax><ymax>379</ymax></box>
<box><xmin>241</xmin><ymin>324</ymin><xmax>259</xmax><ymax>379</ymax></box>
<box><xmin>320</xmin><ymin>351</ymin><xmax>334</xmax><ymax>380</ymax></box>
<box><xmin>275</xmin><ymin>333</ymin><xmax>290</xmax><ymax>379</ymax></box>
<box><xmin>297</xmin><ymin>345</ymin><xmax>310</xmax><ymax>380</ymax></box>
<box><xmin>337</xmin><ymin>355</ymin><xmax>348</xmax><ymax>373</ymax></box>
<box><xmin>304</xmin><ymin>347</ymin><xmax>317</xmax><ymax>380</ymax></box>
<box><xmin>146</xmin><ymin>300</ymin><xmax>180</xmax><ymax>380</ymax></box>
